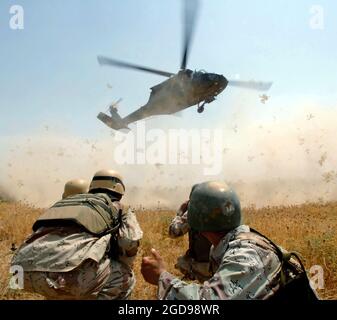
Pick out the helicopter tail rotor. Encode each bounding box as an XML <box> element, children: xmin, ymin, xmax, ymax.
<box><xmin>97</xmin><ymin>108</ymin><xmax>130</xmax><ymax>131</ymax></box>
<box><xmin>228</xmin><ymin>80</ymin><xmax>273</xmax><ymax>91</ymax></box>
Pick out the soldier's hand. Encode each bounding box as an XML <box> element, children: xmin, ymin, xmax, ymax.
<box><xmin>177</xmin><ymin>200</ymin><xmax>189</xmax><ymax>216</ymax></box>
<box><xmin>141</xmin><ymin>248</ymin><xmax>166</xmax><ymax>285</ymax></box>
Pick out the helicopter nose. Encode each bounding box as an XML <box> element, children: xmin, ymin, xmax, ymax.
<box><xmin>217</xmin><ymin>75</ymin><xmax>228</xmax><ymax>91</ymax></box>
<box><xmin>211</xmin><ymin>75</ymin><xmax>228</xmax><ymax>94</ymax></box>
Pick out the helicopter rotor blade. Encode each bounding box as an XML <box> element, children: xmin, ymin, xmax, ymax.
<box><xmin>181</xmin><ymin>0</ymin><xmax>200</xmax><ymax>70</ymax></box>
<box><xmin>115</xmin><ymin>98</ymin><xmax>123</xmax><ymax>105</ymax></box>
<box><xmin>98</xmin><ymin>56</ymin><xmax>174</xmax><ymax>78</ymax></box>
<box><xmin>228</xmin><ymin>80</ymin><xmax>273</xmax><ymax>91</ymax></box>
<box><xmin>110</xmin><ymin>98</ymin><xmax>123</xmax><ymax>109</ymax></box>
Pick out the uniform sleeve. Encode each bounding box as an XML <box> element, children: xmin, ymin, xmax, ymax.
<box><xmin>158</xmin><ymin>245</ymin><xmax>276</xmax><ymax>300</ymax></box>
<box><xmin>117</xmin><ymin>207</ymin><xmax>143</xmax><ymax>267</ymax></box>
<box><xmin>168</xmin><ymin>211</ymin><xmax>190</xmax><ymax>238</ymax></box>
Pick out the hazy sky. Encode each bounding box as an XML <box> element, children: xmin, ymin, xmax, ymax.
<box><xmin>0</xmin><ymin>0</ymin><xmax>336</xmax><ymax>138</ymax></box>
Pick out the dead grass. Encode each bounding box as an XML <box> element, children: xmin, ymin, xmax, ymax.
<box><xmin>0</xmin><ymin>200</ymin><xmax>336</xmax><ymax>300</ymax></box>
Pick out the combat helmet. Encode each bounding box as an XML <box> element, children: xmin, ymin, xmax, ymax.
<box><xmin>89</xmin><ymin>169</ymin><xmax>125</xmax><ymax>196</ymax></box>
<box><xmin>62</xmin><ymin>179</ymin><xmax>89</xmax><ymax>199</ymax></box>
<box><xmin>188</xmin><ymin>181</ymin><xmax>241</xmax><ymax>232</ymax></box>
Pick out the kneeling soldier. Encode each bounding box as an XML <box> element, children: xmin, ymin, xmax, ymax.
<box><xmin>142</xmin><ymin>181</ymin><xmax>318</xmax><ymax>301</ymax></box>
<box><xmin>169</xmin><ymin>194</ymin><xmax>212</xmax><ymax>282</ymax></box>
<box><xmin>11</xmin><ymin>170</ymin><xmax>143</xmax><ymax>300</ymax></box>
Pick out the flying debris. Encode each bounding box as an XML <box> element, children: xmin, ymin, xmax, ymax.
<box><xmin>17</xmin><ymin>180</ymin><xmax>24</xmax><ymax>188</ymax></box>
<box><xmin>97</xmin><ymin>0</ymin><xmax>272</xmax><ymax>131</ymax></box>
<box><xmin>318</xmin><ymin>152</ymin><xmax>327</xmax><ymax>167</ymax></box>
<box><xmin>298</xmin><ymin>137</ymin><xmax>305</xmax><ymax>146</ymax></box>
<box><xmin>259</xmin><ymin>94</ymin><xmax>270</xmax><ymax>104</ymax></box>
<box><xmin>233</xmin><ymin>125</ymin><xmax>238</xmax><ymax>133</ymax></box>
<box><xmin>11</xmin><ymin>243</ymin><xmax>17</xmax><ymax>252</ymax></box>
<box><xmin>155</xmin><ymin>163</ymin><xmax>163</xmax><ymax>169</ymax></box>
<box><xmin>322</xmin><ymin>171</ymin><xmax>337</xmax><ymax>183</ymax></box>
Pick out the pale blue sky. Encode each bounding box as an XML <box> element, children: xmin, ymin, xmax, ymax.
<box><xmin>0</xmin><ymin>0</ymin><xmax>336</xmax><ymax>137</ymax></box>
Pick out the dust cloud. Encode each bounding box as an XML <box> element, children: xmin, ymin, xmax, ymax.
<box><xmin>1</xmin><ymin>101</ymin><xmax>337</xmax><ymax>209</ymax></box>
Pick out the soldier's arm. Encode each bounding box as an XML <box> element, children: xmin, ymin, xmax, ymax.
<box><xmin>158</xmin><ymin>244</ymin><xmax>276</xmax><ymax>300</ymax></box>
<box><xmin>168</xmin><ymin>201</ymin><xmax>190</xmax><ymax>238</ymax></box>
<box><xmin>118</xmin><ymin>207</ymin><xmax>143</xmax><ymax>267</ymax></box>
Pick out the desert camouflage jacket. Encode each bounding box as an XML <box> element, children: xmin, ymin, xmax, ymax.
<box><xmin>168</xmin><ymin>207</ymin><xmax>190</xmax><ymax>238</ymax></box>
<box><xmin>11</xmin><ymin>207</ymin><xmax>143</xmax><ymax>272</ymax></box>
<box><xmin>158</xmin><ymin>225</ymin><xmax>281</xmax><ymax>300</ymax></box>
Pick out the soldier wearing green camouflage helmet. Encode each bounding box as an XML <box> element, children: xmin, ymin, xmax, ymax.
<box><xmin>187</xmin><ymin>181</ymin><xmax>241</xmax><ymax>232</ymax></box>
<box><xmin>168</xmin><ymin>183</ymin><xmax>214</xmax><ymax>282</ymax></box>
<box><xmin>11</xmin><ymin>169</ymin><xmax>143</xmax><ymax>300</ymax></box>
<box><xmin>142</xmin><ymin>181</ymin><xmax>318</xmax><ymax>301</ymax></box>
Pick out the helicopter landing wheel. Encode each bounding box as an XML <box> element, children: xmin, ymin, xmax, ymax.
<box><xmin>197</xmin><ymin>106</ymin><xmax>205</xmax><ymax>113</ymax></box>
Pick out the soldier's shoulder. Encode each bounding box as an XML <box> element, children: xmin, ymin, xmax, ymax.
<box><xmin>230</xmin><ymin>228</ymin><xmax>281</xmax><ymax>264</ymax></box>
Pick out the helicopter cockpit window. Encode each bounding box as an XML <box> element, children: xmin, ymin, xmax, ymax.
<box><xmin>207</xmin><ymin>74</ymin><xmax>217</xmax><ymax>81</ymax></box>
<box><xmin>192</xmin><ymin>71</ymin><xmax>202</xmax><ymax>80</ymax></box>
<box><xmin>192</xmin><ymin>70</ymin><xmax>207</xmax><ymax>80</ymax></box>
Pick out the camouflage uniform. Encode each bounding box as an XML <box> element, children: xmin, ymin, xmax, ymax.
<box><xmin>168</xmin><ymin>208</ymin><xmax>190</xmax><ymax>238</ymax></box>
<box><xmin>169</xmin><ymin>204</ymin><xmax>212</xmax><ymax>282</ymax></box>
<box><xmin>11</xmin><ymin>207</ymin><xmax>142</xmax><ymax>300</ymax></box>
<box><xmin>158</xmin><ymin>225</ymin><xmax>281</xmax><ymax>300</ymax></box>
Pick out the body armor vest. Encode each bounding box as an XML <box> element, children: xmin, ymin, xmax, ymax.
<box><xmin>33</xmin><ymin>193</ymin><xmax>121</xmax><ymax>236</ymax></box>
<box><xmin>236</xmin><ymin>229</ymin><xmax>319</xmax><ymax>301</ymax></box>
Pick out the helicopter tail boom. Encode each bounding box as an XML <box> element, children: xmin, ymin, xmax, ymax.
<box><xmin>97</xmin><ymin>109</ymin><xmax>130</xmax><ymax>131</ymax></box>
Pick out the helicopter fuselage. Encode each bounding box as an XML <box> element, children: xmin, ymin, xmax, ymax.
<box><xmin>123</xmin><ymin>69</ymin><xmax>228</xmax><ymax>124</ymax></box>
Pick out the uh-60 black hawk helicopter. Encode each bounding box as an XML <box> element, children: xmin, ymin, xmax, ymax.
<box><xmin>97</xmin><ymin>0</ymin><xmax>272</xmax><ymax>131</ymax></box>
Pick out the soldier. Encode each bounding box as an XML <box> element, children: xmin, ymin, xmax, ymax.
<box><xmin>142</xmin><ymin>181</ymin><xmax>318</xmax><ymax>300</ymax></box>
<box><xmin>11</xmin><ymin>169</ymin><xmax>143</xmax><ymax>300</ymax></box>
<box><xmin>62</xmin><ymin>179</ymin><xmax>89</xmax><ymax>199</ymax></box>
<box><xmin>169</xmin><ymin>195</ymin><xmax>212</xmax><ymax>282</ymax></box>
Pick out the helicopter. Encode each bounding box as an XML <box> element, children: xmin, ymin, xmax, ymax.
<box><xmin>97</xmin><ymin>0</ymin><xmax>272</xmax><ymax>131</ymax></box>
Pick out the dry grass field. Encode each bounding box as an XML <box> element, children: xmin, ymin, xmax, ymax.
<box><xmin>0</xmin><ymin>200</ymin><xmax>336</xmax><ymax>300</ymax></box>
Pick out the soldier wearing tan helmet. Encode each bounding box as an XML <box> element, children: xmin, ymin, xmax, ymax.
<box><xmin>89</xmin><ymin>169</ymin><xmax>125</xmax><ymax>199</ymax></box>
<box><xmin>11</xmin><ymin>169</ymin><xmax>143</xmax><ymax>300</ymax></box>
<box><xmin>62</xmin><ymin>179</ymin><xmax>89</xmax><ymax>199</ymax></box>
